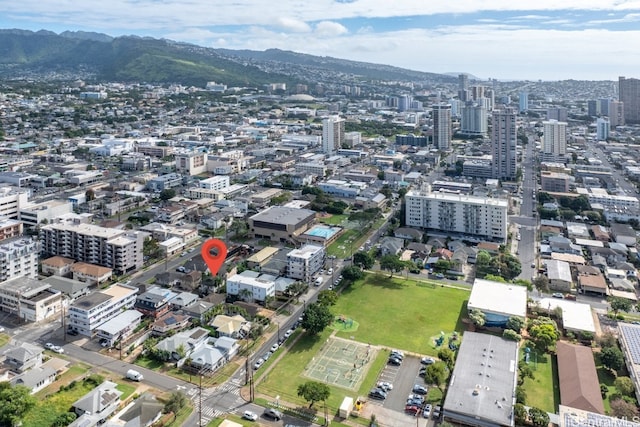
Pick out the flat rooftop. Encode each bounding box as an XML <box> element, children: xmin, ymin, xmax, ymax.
<box><xmin>250</xmin><ymin>206</ymin><xmax>315</xmax><ymax>226</ymax></box>
<box><xmin>468</xmin><ymin>279</ymin><xmax>527</xmax><ymax>318</ymax></box>
<box><xmin>41</xmin><ymin>221</ymin><xmax>123</xmax><ymax>239</ymax></box>
<box><xmin>443</xmin><ymin>332</ymin><xmax>518</xmax><ymax>426</ymax></box>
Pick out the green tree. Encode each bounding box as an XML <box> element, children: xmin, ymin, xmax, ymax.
<box><xmin>0</xmin><ymin>383</ymin><xmax>37</xmax><ymax>426</ymax></box>
<box><xmin>532</xmin><ymin>275</ymin><xmax>550</xmax><ymax>293</ymax></box>
<box><xmin>437</xmin><ymin>348</ymin><xmax>455</xmax><ymax>371</ymax></box>
<box><xmin>433</xmin><ymin>259</ymin><xmax>453</xmax><ymax>273</ymax></box>
<box><xmin>601</xmin><ymin>346</ymin><xmax>624</xmax><ymax>372</ymax></box>
<box><xmin>514</xmin><ymin>403</ymin><xmax>528</xmax><ymax>425</ymax></box>
<box><xmin>379</xmin><ymin>254</ymin><xmax>405</xmax><ymax>277</ymax></box>
<box><xmin>483</xmin><ymin>274</ymin><xmax>507</xmax><ymax>283</ymax></box>
<box><xmin>506</xmin><ymin>316</ymin><xmax>525</xmax><ymax>333</ymax></box>
<box><xmin>529</xmin><ymin>323</ymin><xmax>559</xmax><ymax>353</ymax></box>
<box><xmin>423</xmin><ymin>361</ymin><xmax>448</xmax><ymax>390</ymax></box>
<box><xmin>342</xmin><ymin>266</ymin><xmax>363</xmax><ymax>282</ymax></box>
<box><xmin>469</xmin><ymin>309</ymin><xmax>486</xmax><ymax>327</ymax></box>
<box><xmin>353</xmin><ymin>251</ymin><xmax>375</xmax><ymax>269</ymax></box>
<box><xmin>503</xmin><ymin>329</ymin><xmax>522</xmax><ymax>341</ymax></box>
<box><xmin>609</xmin><ymin>296</ymin><xmax>633</xmax><ymax>315</ymax></box>
<box><xmin>515</xmin><ymin>386</ymin><xmax>527</xmax><ymax>404</ymax></box>
<box><xmin>528</xmin><ymin>407</ymin><xmax>550</xmax><ymax>427</ymax></box>
<box><xmin>164</xmin><ymin>391</ymin><xmax>187</xmax><ymax>420</ymax></box>
<box><xmin>317</xmin><ymin>290</ymin><xmax>338</xmax><ymax>307</ymax></box>
<box><xmin>159</xmin><ymin>188</ymin><xmax>176</xmax><ymax>200</ymax></box>
<box><xmin>301</xmin><ymin>302</ymin><xmax>333</xmax><ymax>335</ymax></box>
<box><xmin>297</xmin><ymin>381</ymin><xmax>330</xmax><ymax>408</ymax></box>
<box><xmin>615</xmin><ymin>376</ymin><xmax>635</xmax><ymax>397</ymax></box>
<box><xmin>52</xmin><ymin>412</ymin><xmax>77</xmax><ymax>426</ymax></box>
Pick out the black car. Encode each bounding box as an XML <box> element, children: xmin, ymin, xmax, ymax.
<box><xmin>67</xmin><ymin>329</ymin><xmax>78</xmax><ymax>336</ymax></box>
<box><xmin>369</xmin><ymin>388</ymin><xmax>387</xmax><ymax>400</ymax></box>
<box><xmin>388</xmin><ymin>357</ymin><xmax>402</xmax><ymax>366</ymax></box>
<box><xmin>263</xmin><ymin>408</ymin><xmax>283</xmax><ymax>421</ymax></box>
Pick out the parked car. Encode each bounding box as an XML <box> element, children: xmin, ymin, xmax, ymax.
<box><xmin>377</xmin><ymin>381</ymin><xmax>393</xmax><ymax>391</ymax></box>
<box><xmin>405</xmin><ymin>405</ymin><xmax>421</xmax><ymax>415</ymax></box>
<box><xmin>433</xmin><ymin>405</ymin><xmax>442</xmax><ymax>420</ymax></box>
<box><xmin>270</xmin><ymin>343</ymin><xmax>279</xmax><ymax>352</ymax></box>
<box><xmin>423</xmin><ymin>404</ymin><xmax>432</xmax><ymax>418</ymax></box>
<box><xmin>243</xmin><ymin>410</ymin><xmax>258</xmax><ymax>421</ymax></box>
<box><xmin>263</xmin><ymin>408</ymin><xmax>283</xmax><ymax>421</ymax></box>
<box><xmin>552</xmin><ymin>293</ymin><xmax>564</xmax><ymax>298</ymax></box>
<box><xmin>412</xmin><ymin>384</ymin><xmax>428</xmax><ymax>395</ymax></box>
<box><xmin>253</xmin><ymin>358</ymin><xmax>265</xmax><ymax>370</ymax></box>
<box><xmin>418</xmin><ymin>368</ymin><xmax>427</xmax><ymax>377</ymax></box>
<box><xmin>388</xmin><ymin>357</ymin><xmax>402</xmax><ymax>366</ymax></box>
<box><xmin>407</xmin><ymin>394</ymin><xmax>424</xmax><ymax>403</ymax></box>
<box><xmin>390</xmin><ymin>350</ymin><xmax>404</xmax><ymax>359</ymax></box>
<box><xmin>262</xmin><ymin>352</ymin><xmax>271</xmax><ymax>361</ymax></box>
<box><xmin>407</xmin><ymin>398</ymin><xmax>424</xmax><ymax>407</ymax></box>
<box><xmin>564</xmin><ymin>294</ymin><xmax>577</xmax><ymax>300</ymax></box>
<box><xmin>51</xmin><ymin>346</ymin><xmax>64</xmax><ymax>354</ymax></box>
<box><xmin>369</xmin><ymin>388</ymin><xmax>387</xmax><ymax>400</ymax></box>
<box><xmin>420</xmin><ymin>357</ymin><xmax>435</xmax><ymax>365</ymax></box>
<box><xmin>45</xmin><ymin>342</ymin><xmax>55</xmax><ymax>350</ymax></box>
<box><xmin>284</xmin><ymin>329</ymin><xmax>294</xmax><ymax>338</ymax></box>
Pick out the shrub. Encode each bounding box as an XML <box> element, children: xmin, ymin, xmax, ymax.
<box><xmin>503</xmin><ymin>329</ymin><xmax>521</xmax><ymax>341</ymax></box>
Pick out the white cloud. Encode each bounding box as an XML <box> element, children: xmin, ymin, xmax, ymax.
<box><xmin>275</xmin><ymin>17</ymin><xmax>312</xmax><ymax>33</ymax></box>
<box><xmin>315</xmin><ymin>21</ymin><xmax>348</xmax><ymax>36</ymax></box>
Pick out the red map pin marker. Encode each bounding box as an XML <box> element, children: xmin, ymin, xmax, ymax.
<box><xmin>201</xmin><ymin>238</ymin><xmax>228</xmax><ymax>276</ymax></box>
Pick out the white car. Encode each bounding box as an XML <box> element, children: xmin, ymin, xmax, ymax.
<box><xmin>52</xmin><ymin>346</ymin><xmax>64</xmax><ymax>354</ymax></box>
<box><xmin>377</xmin><ymin>381</ymin><xmax>393</xmax><ymax>391</ymax></box>
<box><xmin>284</xmin><ymin>329</ymin><xmax>294</xmax><ymax>338</ymax></box>
<box><xmin>253</xmin><ymin>358</ymin><xmax>265</xmax><ymax>370</ymax></box>
<box><xmin>270</xmin><ymin>343</ymin><xmax>279</xmax><ymax>352</ymax></box>
<box><xmin>242</xmin><ymin>410</ymin><xmax>258</xmax><ymax>421</ymax></box>
<box><xmin>45</xmin><ymin>342</ymin><xmax>55</xmax><ymax>350</ymax></box>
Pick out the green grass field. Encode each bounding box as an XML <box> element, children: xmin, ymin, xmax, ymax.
<box><xmin>257</xmin><ymin>328</ymin><xmax>389</xmax><ymax>413</ymax></box>
<box><xmin>319</xmin><ymin>214</ymin><xmax>348</xmax><ymax>226</ymax></box>
<box><xmin>595</xmin><ymin>351</ymin><xmax>619</xmax><ymax>413</ymax></box>
<box><xmin>519</xmin><ymin>348</ymin><xmax>559</xmax><ymax>413</ymax></box>
<box><xmin>332</xmin><ymin>274</ymin><xmax>468</xmax><ymax>355</ymax></box>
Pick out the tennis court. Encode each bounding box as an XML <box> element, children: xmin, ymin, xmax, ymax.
<box><xmin>303</xmin><ymin>337</ymin><xmax>376</xmax><ymax>391</ymax></box>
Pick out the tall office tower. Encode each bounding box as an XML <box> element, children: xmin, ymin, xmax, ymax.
<box><xmin>461</xmin><ymin>103</ymin><xmax>488</xmax><ymax>137</ymax></box>
<box><xmin>542</xmin><ymin>120</ymin><xmax>567</xmax><ymax>162</ymax></box>
<box><xmin>449</xmin><ymin>99</ymin><xmax>462</xmax><ymax>117</ymax></box>
<box><xmin>546</xmin><ymin>107</ymin><xmax>568</xmax><ymax>122</ymax></box>
<box><xmin>587</xmin><ymin>100</ymin><xmax>599</xmax><ymax>117</ymax></box>
<box><xmin>619</xmin><ymin>76</ymin><xmax>640</xmax><ymax>124</ymax></box>
<box><xmin>322</xmin><ymin>116</ymin><xmax>344</xmax><ymax>154</ymax></box>
<box><xmin>491</xmin><ymin>107</ymin><xmax>518</xmax><ymax>180</ymax></box>
<box><xmin>484</xmin><ymin>89</ymin><xmax>495</xmax><ymax>110</ymax></box>
<box><xmin>398</xmin><ymin>95</ymin><xmax>412</xmax><ymax>112</ymax></box>
<box><xmin>609</xmin><ymin>100</ymin><xmax>625</xmax><ymax>127</ymax></box>
<box><xmin>600</xmin><ymin>98</ymin><xmax>611</xmax><ymax>116</ymax></box>
<box><xmin>432</xmin><ymin>104</ymin><xmax>452</xmax><ymax>151</ymax></box>
<box><xmin>596</xmin><ymin>117</ymin><xmax>610</xmax><ymax>141</ymax></box>
<box><xmin>470</xmin><ymin>85</ymin><xmax>485</xmax><ymax>101</ymax></box>
<box><xmin>458</xmin><ymin>74</ymin><xmax>469</xmax><ymax>101</ymax></box>
<box><xmin>518</xmin><ymin>92</ymin><xmax>528</xmax><ymax>113</ymax></box>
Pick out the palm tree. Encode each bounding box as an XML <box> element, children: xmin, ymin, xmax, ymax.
<box><xmin>238</xmin><ymin>288</ymin><xmax>253</xmax><ymax>302</ymax></box>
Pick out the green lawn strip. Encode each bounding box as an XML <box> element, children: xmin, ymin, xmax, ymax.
<box><xmin>207</xmin><ymin>414</ymin><xmax>256</xmax><ymax>426</ymax></box>
<box><xmin>333</xmin><ymin>274</ymin><xmax>468</xmax><ymax>355</ymax></box>
<box><xmin>255</xmin><ymin>329</ymin><xmax>303</xmax><ymax>375</ymax></box>
<box><xmin>35</xmin><ymin>364</ymin><xmax>90</xmax><ymax>397</ymax></box>
<box><xmin>595</xmin><ymin>352</ymin><xmax>618</xmax><ymax>413</ymax></box>
<box><xmin>328</xmin><ymin>229</ymin><xmax>358</xmax><ymax>258</ymax></box>
<box><xmin>23</xmin><ymin>377</ymin><xmax>100</xmax><ymax>426</ymax></box>
<box><xmin>115</xmin><ymin>382</ymin><xmax>137</xmax><ymax>400</ymax></box>
<box><xmin>320</xmin><ymin>214</ymin><xmax>347</xmax><ymax>225</ymax></box>
<box><xmin>134</xmin><ymin>354</ymin><xmax>164</xmax><ymax>370</ymax></box>
<box><xmin>0</xmin><ymin>333</ymin><xmax>10</xmax><ymax>348</ymax></box>
<box><xmin>518</xmin><ymin>347</ymin><xmax>559</xmax><ymax>413</ymax></box>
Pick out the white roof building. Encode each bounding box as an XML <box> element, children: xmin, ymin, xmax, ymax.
<box><xmin>468</xmin><ymin>279</ymin><xmax>527</xmax><ymax>327</ymax></box>
<box><xmin>540</xmin><ymin>298</ymin><xmax>596</xmax><ymax>333</ymax></box>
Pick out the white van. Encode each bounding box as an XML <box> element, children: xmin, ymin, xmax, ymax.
<box><xmin>315</xmin><ymin>277</ymin><xmax>323</xmax><ymax>286</ymax></box>
<box><xmin>126</xmin><ymin>369</ymin><xmax>143</xmax><ymax>381</ymax></box>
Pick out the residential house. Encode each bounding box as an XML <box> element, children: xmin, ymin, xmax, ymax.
<box><xmin>549</xmin><ymin>236</ymin><xmax>582</xmax><ymax>256</ymax></box>
<box><xmin>116</xmin><ymin>393</ymin><xmax>164</xmax><ymax>427</ymax></box>
<box><xmin>71</xmin><ymin>262</ymin><xmax>113</xmax><ymax>285</ymax></box>
<box><xmin>135</xmin><ymin>287</ymin><xmax>178</xmax><ymax>318</ymax></box>
<box><xmin>155</xmin><ymin>327</ymin><xmax>210</xmax><ymax>361</ymax></box>
<box><xmin>45</xmin><ymin>276</ymin><xmax>91</xmax><ymax>301</ymax></box>
<box><xmin>577</xmin><ymin>266</ymin><xmax>608</xmax><ymax>297</ymax></box>
<box><xmin>477</xmin><ymin>241</ymin><xmax>500</xmax><ymax>255</ymax></box>
<box><xmin>589</xmin><ymin>247</ymin><xmax>627</xmax><ymax>266</ymax></box>
<box><xmin>71</xmin><ymin>380</ymin><xmax>123</xmax><ymax>426</ymax></box>
<box><xmin>186</xmin><ymin>336</ymin><xmax>239</xmax><ymax>374</ymax></box>
<box><xmin>610</xmin><ymin>223</ymin><xmax>637</xmax><ymax>246</ymax></box>
<box><xmin>434</xmin><ymin>247</ymin><xmax>454</xmax><ymax>261</ymax></box>
<box><xmin>557</xmin><ymin>341</ymin><xmax>604</xmax><ymax>414</ymax></box>
<box><xmin>152</xmin><ymin>312</ymin><xmax>190</xmax><ymax>336</ymax></box>
<box><xmin>171</xmin><ymin>292</ymin><xmax>199</xmax><ymax>310</ymax></box>
<box><xmin>95</xmin><ymin>310</ymin><xmax>143</xmax><ymax>347</ymax></box>
<box><xmin>10</xmin><ymin>366</ymin><xmax>57</xmax><ymax>394</ymax></box>
<box><xmin>182</xmin><ymin>301</ymin><xmax>214</xmax><ymax>323</ymax></box>
<box><xmin>546</xmin><ymin>259</ymin><xmax>573</xmax><ymax>292</ymax></box>
<box><xmin>3</xmin><ymin>343</ymin><xmax>43</xmax><ymax>373</ymax></box>
<box><xmin>379</xmin><ymin>237</ymin><xmax>404</xmax><ymax>256</ymax></box>
<box><xmin>41</xmin><ymin>256</ymin><xmax>76</xmax><ymax>277</ymax></box>
<box><xmin>210</xmin><ymin>314</ymin><xmax>251</xmax><ymax>339</ymax></box>
<box><xmin>591</xmin><ymin>225</ymin><xmax>610</xmax><ymax>242</ymax></box>
<box><xmin>393</xmin><ymin>227</ymin><xmax>424</xmax><ymax>242</ymax></box>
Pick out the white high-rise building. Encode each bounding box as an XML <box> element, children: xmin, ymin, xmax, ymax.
<box><xmin>322</xmin><ymin>116</ymin><xmax>345</xmax><ymax>154</ymax></box>
<box><xmin>287</xmin><ymin>244</ymin><xmax>325</xmax><ymax>282</ymax></box>
<box><xmin>405</xmin><ymin>188</ymin><xmax>508</xmax><ymax>242</ymax></box>
<box><xmin>542</xmin><ymin>120</ymin><xmax>567</xmax><ymax>162</ymax></box>
<box><xmin>491</xmin><ymin>108</ymin><xmax>518</xmax><ymax>181</ymax></box>
<box><xmin>597</xmin><ymin>117</ymin><xmax>610</xmax><ymax>141</ymax></box>
<box><xmin>460</xmin><ymin>103</ymin><xmax>488</xmax><ymax>136</ymax></box>
<box><xmin>518</xmin><ymin>92</ymin><xmax>529</xmax><ymax>112</ymax></box>
<box><xmin>432</xmin><ymin>104</ymin><xmax>452</xmax><ymax>150</ymax></box>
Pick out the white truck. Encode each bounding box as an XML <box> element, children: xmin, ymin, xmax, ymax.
<box><xmin>315</xmin><ymin>277</ymin><xmax>323</xmax><ymax>286</ymax></box>
<box><xmin>126</xmin><ymin>369</ymin><xmax>143</xmax><ymax>381</ymax></box>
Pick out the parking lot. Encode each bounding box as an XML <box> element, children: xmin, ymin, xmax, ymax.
<box><xmin>370</xmin><ymin>354</ymin><xmax>424</xmax><ymax>412</ymax></box>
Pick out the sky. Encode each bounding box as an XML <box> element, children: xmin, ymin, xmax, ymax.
<box><xmin>2</xmin><ymin>0</ymin><xmax>640</xmax><ymax>81</ymax></box>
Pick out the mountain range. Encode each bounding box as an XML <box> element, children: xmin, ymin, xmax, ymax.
<box><xmin>0</xmin><ymin>29</ymin><xmax>455</xmax><ymax>87</ymax></box>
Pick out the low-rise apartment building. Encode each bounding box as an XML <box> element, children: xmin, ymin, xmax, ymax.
<box><xmin>0</xmin><ymin>217</ymin><xmax>23</xmax><ymax>241</ymax></box>
<box><xmin>287</xmin><ymin>244</ymin><xmax>325</xmax><ymax>282</ymax></box>
<box><xmin>0</xmin><ymin>237</ymin><xmax>40</xmax><ymax>282</ymax></box>
<box><xmin>0</xmin><ymin>277</ymin><xmax>62</xmax><ymax>322</ymax></box>
<box><xmin>226</xmin><ymin>271</ymin><xmax>276</xmax><ymax>302</ymax></box>
<box><xmin>68</xmin><ymin>283</ymin><xmax>138</xmax><ymax>336</ymax></box>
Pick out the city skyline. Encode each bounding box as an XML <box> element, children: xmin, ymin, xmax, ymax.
<box><xmin>2</xmin><ymin>1</ymin><xmax>640</xmax><ymax>81</ymax></box>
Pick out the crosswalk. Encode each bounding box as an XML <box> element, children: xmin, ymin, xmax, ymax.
<box><xmin>187</xmin><ymin>380</ymin><xmax>244</xmax><ymax>421</ymax></box>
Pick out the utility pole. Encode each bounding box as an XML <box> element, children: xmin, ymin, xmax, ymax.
<box><xmin>199</xmin><ymin>375</ymin><xmax>203</xmax><ymax>427</ymax></box>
